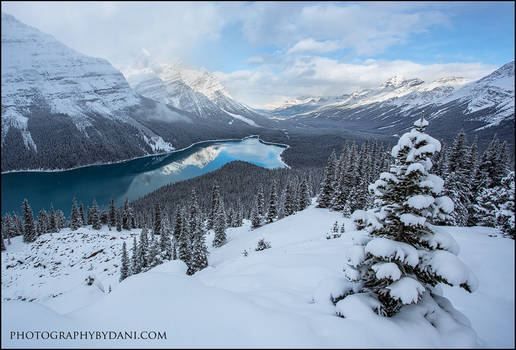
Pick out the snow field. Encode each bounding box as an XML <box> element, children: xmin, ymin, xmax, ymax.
<box><xmin>2</xmin><ymin>203</ymin><xmax>514</xmax><ymax>348</ymax></box>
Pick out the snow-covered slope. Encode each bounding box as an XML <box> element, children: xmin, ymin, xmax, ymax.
<box><xmin>270</xmin><ymin>63</ymin><xmax>514</xmax><ymax>144</ymax></box>
<box><xmin>0</xmin><ymin>13</ymin><xmax>202</xmax><ymax>172</ymax></box>
<box><xmin>2</xmin><ymin>203</ymin><xmax>513</xmax><ymax>348</ymax></box>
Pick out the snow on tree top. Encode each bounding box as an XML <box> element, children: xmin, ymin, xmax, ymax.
<box><xmin>413</xmin><ymin>117</ymin><xmax>429</xmax><ymax>128</ymax></box>
<box><xmin>391</xmin><ymin>129</ymin><xmax>441</xmax><ymax>159</ymax></box>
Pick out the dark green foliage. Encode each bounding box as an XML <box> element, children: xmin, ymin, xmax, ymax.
<box><xmin>22</xmin><ymin>199</ymin><xmax>36</xmax><ymax>243</ymax></box>
<box><xmin>213</xmin><ymin>199</ymin><xmax>227</xmax><ymax>248</ymax></box>
<box><xmin>70</xmin><ymin>198</ymin><xmax>81</xmax><ymax>231</ymax></box>
<box><xmin>120</xmin><ymin>241</ymin><xmax>130</xmax><ymax>282</ymax></box>
<box><xmin>266</xmin><ymin>182</ymin><xmax>278</xmax><ymax>223</ymax></box>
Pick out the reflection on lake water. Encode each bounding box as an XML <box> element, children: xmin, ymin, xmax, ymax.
<box><xmin>1</xmin><ymin>137</ymin><xmax>287</xmax><ymax>216</ymax></box>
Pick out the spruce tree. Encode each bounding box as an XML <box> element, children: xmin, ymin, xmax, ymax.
<box><xmin>56</xmin><ymin>210</ymin><xmax>65</xmax><ymax>230</ymax></box>
<box><xmin>132</xmin><ymin>236</ymin><xmax>141</xmax><ymax>274</ymax></box>
<box><xmin>91</xmin><ymin>200</ymin><xmax>101</xmax><ymax>230</ymax></box>
<box><xmin>283</xmin><ymin>181</ymin><xmax>296</xmax><ymax>216</ymax></box>
<box><xmin>188</xmin><ymin>215</ymin><xmax>209</xmax><ymax>275</ymax></box>
<box><xmin>87</xmin><ymin>207</ymin><xmax>93</xmax><ymax>226</ymax></box>
<box><xmin>341</xmin><ymin>116</ymin><xmax>477</xmax><ymax>317</ymax></box>
<box><xmin>116</xmin><ymin>211</ymin><xmax>122</xmax><ymax>232</ymax></box>
<box><xmin>120</xmin><ymin>241</ymin><xmax>130</xmax><ymax>282</ymax></box>
<box><xmin>79</xmin><ymin>203</ymin><xmax>85</xmax><ymax>226</ymax></box>
<box><xmin>207</xmin><ymin>182</ymin><xmax>220</xmax><ymax>229</ymax></box>
<box><xmin>298</xmin><ymin>178</ymin><xmax>311</xmax><ymax>211</ymax></box>
<box><xmin>213</xmin><ymin>199</ymin><xmax>227</xmax><ymax>247</ymax></box>
<box><xmin>266</xmin><ymin>182</ymin><xmax>278</xmax><ymax>223</ymax></box>
<box><xmin>48</xmin><ymin>204</ymin><xmax>58</xmax><ymax>233</ymax></box>
<box><xmin>139</xmin><ymin>227</ymin><xmax>149</xmax><ymax>268</ymax></box>
<box><xmin>317</xmin><ymin>151</ymin><xmax>337</xmax><ymax>208</ymax></box>
<box><xmin>251</xmin><ymin>205</ymin><xmax>261</xmax><ymax>229</ymax></box>
<box><xmin>109</xmin><ymin>197</ymin><xmax>116</xmax><ymax>227</ymax></box>
<box><xmin>70</xmin><ymin>198</ymin><xmax>81</xmax><ymax>231</ymax></box>
<box><xmin>36</xmin><ymin>209</ymin><xmax>49</xmax><ymax>235</ymax></box>
<box><xmin>178</xmin><ymin>211</ymin><xmax>191</xmax><ymax>266</ymax></box>
<box><xmin>22</xmin><ymin>199</ymin><xmax>36</xmax><ymax>243</ymax></box>
<box><xmin>257</xmin><ymin>186</ymin><xmax>265</xmax><ymax>217</ymax></box>
<box><xmin>160</xmin><ymin>218</ymin><xmax>173</xmax><ymax>260</ymax></box>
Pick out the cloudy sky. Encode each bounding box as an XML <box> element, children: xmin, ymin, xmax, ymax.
<box><xmin>2</xmin><ymin>1</ymin><xmax>514</xmax><ymax>108</ymax></box>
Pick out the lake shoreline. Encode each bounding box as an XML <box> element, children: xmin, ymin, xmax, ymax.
<box><xmin>1</xmin><ymin>135</ymin><xmax>290</xmax><ymax>175</ymax></box>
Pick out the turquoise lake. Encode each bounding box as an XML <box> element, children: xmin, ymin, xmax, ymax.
<box><xmin>1</xmin><ymin>137</ymin><xmax>287</xmax><ymax>216</ymax></box>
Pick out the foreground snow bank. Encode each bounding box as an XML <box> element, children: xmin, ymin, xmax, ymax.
<box><xmin>2</xmin><ymin>205</ymin><xmax>514</xmax><ymax>348</ymax></box>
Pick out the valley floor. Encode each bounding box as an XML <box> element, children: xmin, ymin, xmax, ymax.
<box><xmin>1</xmin><ymin>202</ymin><xmax>514</xmax><ymax>348</ymax></box>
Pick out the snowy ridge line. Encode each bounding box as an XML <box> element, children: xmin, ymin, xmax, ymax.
<box><xmin>1</xmin><ymin>135</ymin><xmax>290</xmax><ymax>175</ymax></box>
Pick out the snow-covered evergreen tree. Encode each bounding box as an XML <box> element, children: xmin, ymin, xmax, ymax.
<box><xmin>266</xmin><ymin>182</ymin><xmax>278</xmax><ymax>223</ymax></box>
<box><xmin>283</xmin><ymin>181</ymin><xmax>296</xmax><ymax>216</ymax></box>
<box><xmin>496</xmin><ymin>171</ymin><xmax>515</xmax><ymax>238</ymax></box>
<box><xmin>160</xmin><ymin>218</ymin><xmax>173</xmax><ymax>260</ymax></box>
<box><xmin>139</xmin><ymin>227</ymin><xmax>149</xmax><ymax>268</ymax></box>
<box><xmin>131</xmin><ymin>236</ymin><xmax>141</xmax><ymax>274</ymax></box>
<box><xmin>153</xmin><ymin>201</ymin><xmax>162</xmax><ymax>235</ymax></box>
<box><xmin>48</xmin><ymin>203</ymin><xmax>58</xmax><ymax>233</ymax></box>
<box><xmin>55</xmin><ymin>210</ymin><xmax>65</xmax><ymax>230</ymax></box>
<box><xmin>213</xmin><ymin>199</ymin><xmax>227</xmax><ymax>247</ymax></box>
<box><xmin>298</xmin><ymin>178</ymin><xmax>311</xmax><ymax>211</ymax></box>
<box><xmin>443</xmin><ymin>130</ymin><xmax>471</xmax><ymax>226</ymax></box>
<box><xmin>22</xmin><ymin>199</ymin><xmax>36</xmax><ymax>243</ymax></box>
<box><xmin>207</xmin><ymin>182</ymin><xmax>220</xmax><ymax>229</ymax></box>
<box><xmin>116</xmin><ymin>211</ymin><xmax>122</xmax><ymax>232</ymax></box>
<box><xmin>188</xmin><ymin>215</ymin><xmax>209</xmax><ymax>275</ymax></box>
<box><xmin>120</xmin><ymin>241</ymin><xmax>130</xmax><ymax>282</ymax></box>
<box><xmin>109</xmin><ymin>197</ymin><xmax>116</xmax><ymax>227</ymax></box>
<box><xmin>36</xmin><ymin>209</ymin><xmax>49</xmax><ymax>235</ymax></box>
<box><xmin>91</xmin><ymin>200</ymin><xmax>101</xmax><ymax>230</ymax></box>
<box><xmin>178</xmin><ymin>211</ymin><xmax>191</xmax><ymax>266</ymax></box>
<box><xmin>251</xmin><ymin>205</ymin><xmax>261</xmax><ymax>229</ymax></box>
<box><xmin>79</xmin><ymin>203</ymin><xmax>85</xmax><ymax>227</ymax></box>
<box><xmin>341</xmin><ymin>115</ymin><xmax>477</xmax><ymax>317</ymax></box>
<box><xmin>70</xmin><ymin>198</ymin><xmax>82</xmax><ymax>231</ymax></box>
<box><xmin>257</xmin><ymin>186</ymin><xmax>265</xmax><ymax>217</ymax></box>
<box><xmin>317</xmin><ymin>151</ymin><xmax>337</xmax><ymax>208</ymax></box>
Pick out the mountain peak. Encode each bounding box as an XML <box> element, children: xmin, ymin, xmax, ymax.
<box><xmin>381</xmin><ymin>76</ymin><xmax>424</xmax><ymax>89</ymax></box>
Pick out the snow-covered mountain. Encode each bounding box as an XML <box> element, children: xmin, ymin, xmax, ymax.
<box><xmin>1</xmin><ymin>12</ymin><xmax>195</xmax><ymax>172</ymax></box>
<box><xmin>121</xmin><ymin>56</ymin><xmax>268</xmax><ymax>127</ymax></box>
<box><xmin>270</xmin><ymin>63</ymin><xmax>514</xmax><ymax>145</ymax></box>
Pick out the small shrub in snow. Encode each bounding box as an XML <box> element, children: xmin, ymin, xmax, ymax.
<box><xmin>85</xmin><ymin>275</ymin><xmax>94</xmax><ymax>286</ymax></box>
<box><xmin>255</xmin><ymin>238</ymin><xmax>271</xmax><ymax>251</ymax></box>
<box><xmin>242</xmin><ymin>249</ymin><xmax>248</xmax><ymax>257</ymax></box>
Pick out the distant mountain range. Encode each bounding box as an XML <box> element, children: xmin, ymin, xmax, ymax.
<box><xmin>1</xmin><ymin>12</ymin><xmax>513</xmax><ymax>172</ymax></box>
<box><xmin>264</xmin><ymin>62</ymin><xmax>514</xmax><ymax>143</ymax></box>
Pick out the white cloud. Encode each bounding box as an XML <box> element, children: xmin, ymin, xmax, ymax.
<box><xmin>1</xmin><ymin>2</ymin><xmax>236</xmax><ymax>65</ymax></box>
<box><xmin>287</xmin><ymin>38</ymin><xmax>341</xmax><ymax>55</ymax></box>
<box><xmin>216</xmin><ymin>58</ymin><xmax>496</xmax><ymax>108</ymax></box>
<box><xmin>239</xmin><ymin>2</ymin><xmax>450</xmax><ymax>55</ymax></box>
